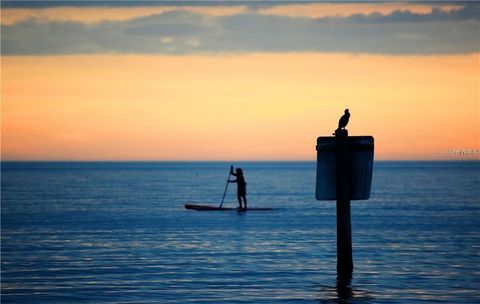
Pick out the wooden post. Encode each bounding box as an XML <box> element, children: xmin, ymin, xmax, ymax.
<box><xmin>335</xmin><ymin>129</ymin><xmax>353</xmax><ymax>277</ymax></box>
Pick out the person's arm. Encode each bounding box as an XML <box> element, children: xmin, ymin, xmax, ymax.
<box><xmin>230</xmin><ymin>165</ymin><xmax>237</xmax><ymax>176</ymax></box>
<box><xmin>228</xmin><ymin>179</ymin><xmax>237</xmax><ymax>183</ymax></box>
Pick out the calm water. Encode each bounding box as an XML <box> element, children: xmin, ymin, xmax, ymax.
<box><xmin>1</xmin><ymin>161</ymin><xmax>479</xmax><ymax>303</ymax></box>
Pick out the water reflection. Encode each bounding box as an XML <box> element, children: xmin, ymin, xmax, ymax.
<box><xmin>336</xmin><ymin>273</ymin><xmax>353</xmax><ymax>302</ymax></box>
<box><xmin>317</xmin><ymin>274</ymin><xmax>374</xmax><ymax>303</ymax></box>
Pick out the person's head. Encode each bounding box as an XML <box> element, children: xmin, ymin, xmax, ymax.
<box><xmin>236</xmin><ymin>168</ymin><xmax>243</xmax><ymax>175</ymax></box>
<box><xmin>345</xmin><ymin>109</ymin><xmax>349</xmax><ymax>113</ymax></box>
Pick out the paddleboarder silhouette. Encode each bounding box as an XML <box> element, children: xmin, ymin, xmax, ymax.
<box><xmin>229</xmin><ymin>166</ymin><xmax>247</xmax><ymax>210</ymax></box>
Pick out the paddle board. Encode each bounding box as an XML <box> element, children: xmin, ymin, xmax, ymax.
<box><xmin>185</xmin><ymin>204</ymin><xmax>273</xmax><ymax>211</ymax></box>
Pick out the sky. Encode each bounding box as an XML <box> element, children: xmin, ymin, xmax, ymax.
<box><xmin>1</xmin><ymin>1</ymin><xmax>479</xmax><ymax>161</ymax></box>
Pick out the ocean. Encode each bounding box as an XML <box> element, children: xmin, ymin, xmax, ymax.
<box><xmin>1</xmin><ymin>161</ymin><xmax>479</xmax><ymax>303</ymax></box>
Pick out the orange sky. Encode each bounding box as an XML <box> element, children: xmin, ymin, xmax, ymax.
<box><xmin>2</xmin><ymin>53</ymin><xmax>478</xmax><ymax>160</ymax></box>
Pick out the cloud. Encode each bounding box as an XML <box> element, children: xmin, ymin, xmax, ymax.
<box><xmin>344</xmin><ymin>4</ymin><xmax>479</xmax><ymax>23</ymax></box>
<box><xmin>2</xmin><ymin>4</ymin><xmax>479</xmax><ymax>55</ymax></box>
<box><xmin>1</xmin><ymin>0</ymin><xmax>309</xmax><ymax>8</ymax></box>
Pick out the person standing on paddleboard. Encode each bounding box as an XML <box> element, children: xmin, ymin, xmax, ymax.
<box><xmin>229</xmin><ymin>166</ymin><xmax>247</xmax><ymax>210</ymax></box>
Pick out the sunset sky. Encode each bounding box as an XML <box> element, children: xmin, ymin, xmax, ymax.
<box><xmin>1</xmin><ymin>1</ymin><xmax>479</xmax><ymax>161</ymax></box>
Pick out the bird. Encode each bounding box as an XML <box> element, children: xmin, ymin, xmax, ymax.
<box><xmin>334</xmin><ymin>109</ymin><xmax>350</xmax><ymax>134</ymax></box>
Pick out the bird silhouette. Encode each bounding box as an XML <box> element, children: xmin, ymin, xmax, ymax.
<box><xmin>334</xmin><ymin>109</ymin><xmax>350</xmax><ymax>134</ymax></box>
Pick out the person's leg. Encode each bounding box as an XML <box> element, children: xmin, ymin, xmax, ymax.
<box><xmin>242</xmin><ymin>195</ymin><xmax>247</xmax><ymax>209</ymax></box>
<box><xmin>237</xmin><ymin>193</ymin><xmax>243</xmax><ymax>209</ymax></box>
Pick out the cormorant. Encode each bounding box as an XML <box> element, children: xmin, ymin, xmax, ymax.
<box><xmin>334</xmin><ymin>109</ymin><xmax>350</xmax><ymax>134</ymax></box>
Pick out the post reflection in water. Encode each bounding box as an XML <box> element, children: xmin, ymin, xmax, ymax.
<box><xmin>336</xmin><ymin>273</ymin><xmax>354</xmax><ymax>301</ymax></box>
<box><xmin>317</xmin><ymin>274</ymin><xmax>375</xmax><ymax>304</ymax></box>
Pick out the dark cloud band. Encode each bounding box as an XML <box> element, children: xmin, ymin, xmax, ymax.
<box><xmin>1</xmin><ymin>0</ymin><xmax>311</xmax><ymax>8</ymax></box>
<box><xmin>2</xmin><ymin>4</ymin><xmax>479</xmax><ymax>55</ymax></box>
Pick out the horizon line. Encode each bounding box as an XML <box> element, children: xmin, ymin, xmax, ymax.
<box><xmin>1</xmin><ymin>159</ymin><xmax>479</xmax><ymax>163</ymax></box>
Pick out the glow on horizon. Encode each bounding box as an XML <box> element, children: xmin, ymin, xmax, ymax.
<box><xmin>2</xmin><ymin>53</ymin><xmax>478</xmax><ymax>161</ymax></box>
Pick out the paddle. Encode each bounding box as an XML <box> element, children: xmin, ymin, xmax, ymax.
<box><xmin>219</xmin><ymin>166</ymin><xmax>232</xmax><ymax>208</ymax></box>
